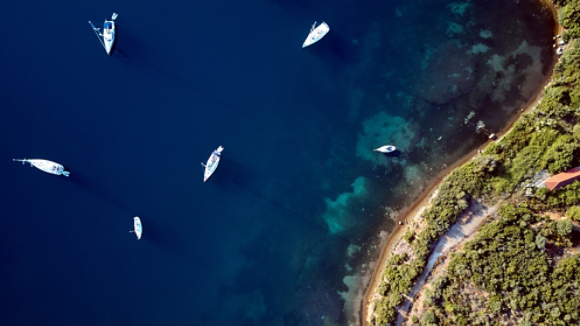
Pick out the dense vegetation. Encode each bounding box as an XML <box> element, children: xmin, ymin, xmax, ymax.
<box><xmin>371</xmin><ymin>1</ymin><xmax>580</xmax><ymax>324</ymax></box>
<box><xmin>424</xmin><ymin>204</ymin><xmax>579</xmax><ymax>325</ymax></box>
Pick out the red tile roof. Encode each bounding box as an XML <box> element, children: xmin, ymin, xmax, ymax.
<box><xmin>545</xmin><ymin>167</ymin><xmax>580</xmax><ymax>190</ymax></box>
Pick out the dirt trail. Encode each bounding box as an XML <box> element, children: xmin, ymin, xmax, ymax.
<box><xmin>395</xmin><ymin>201</ymin><xmax>499</xmax><ymax>325</ymax></box>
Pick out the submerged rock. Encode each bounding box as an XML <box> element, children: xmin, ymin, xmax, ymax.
<box><xmin>323</xmin><ymin>177</ymin><xmax>369</xmax><ymax>234</ymax></box>
<box><xmin>414</xmin><ymin>41</ymin><xmax>477</xmax><ymax>104</ymax></box>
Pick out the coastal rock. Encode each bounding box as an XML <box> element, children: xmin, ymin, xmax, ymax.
<box><xmin>414</xmin><ymin>41</ymin><xmax>477</xmax><ymax>104</ymax></box>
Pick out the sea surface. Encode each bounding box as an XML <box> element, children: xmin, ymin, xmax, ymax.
<box><xmin>0</xmin><ymin>0</ymin><xmax>555</xmax><ymax>325</ymax></box>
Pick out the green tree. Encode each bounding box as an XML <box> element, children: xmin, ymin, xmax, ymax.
<box><xmin>557</xmin><ymin>219</ymin><xmax>574</xmax><ymax>236</ymax></box>
<box><xmin>535</xmin><ymin>234</ymin><xmax>547</xmax><ymax>250</ymax></box>
<box><xmin>551</xmin><ymin>306</ymin><xmax>561</xmax><ymax>319</ymax></box>
<box><xmin>573</xmin><ymin>124</ymin><xmax>580</xmax><ymax>140</ymax></box>
<box><xmin>422</xmin><ymin>310</ymin><xmax>437</xmax><ymax>324</ymax></box>
<box><xmin>542</xmin><ymin>135</ymin><xmax>578</xmax><ymax>174</ymax></box>
<box><xmin>567</xmin><ymin>205</ymin><xmax>580</xmax><ymax>221</ymax></box>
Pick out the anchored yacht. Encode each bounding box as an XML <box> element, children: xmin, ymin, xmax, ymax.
<box><xmin>302</xmin><ymin>21</ymin><xmax>330</xmax><ymax>48</ymax></box>
<box><xmin>13</xmin><ymin>159</ymin><xmax>70</xmax><ymax>177</ymax></box>
<box><xmin>202</xmin><ymin>146</ymin><xmax>224</xmax><ymax>182</ymax></box>
<box><xmin>374</xmin><ymin>145</ymin><xmax>397</xmax><ymax>154</ymax></box>
<box><xmin>89</xmin><ymin>13</ymin><xmax>118</xmax><ymax>55</ymax></box>
<box><xmin>131</xmin><ymin>216</ymin><xmax>143</xmax><ymax>240</ymax></box>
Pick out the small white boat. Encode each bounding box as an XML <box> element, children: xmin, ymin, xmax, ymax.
<box><xmin>374</xmin><ymin>145</ymin><xmax>397</xmax><ymax>153</ymax></box>
<box><xmin>302</xmin><ymin>21</ymin><xmax>330</xmax><ymax>48</ymax></box>
<box><xmin>131</xmin><ymin>216</ymin><xmax>143</xmax><ymax>240</ymax></box>
<box><xmin>13</xmin><ymin>158</ymin><xmax>70</xmax><ymax>177</ymax></box>
<box><xmin>89</xmin><ymin>13</ymin><xmax>118</xmax><ymax>55</ymax></box>
<box><xmin>201</xmin><ymin>146</ymin><xmax>224</xmax><ymax>182</ymax></box>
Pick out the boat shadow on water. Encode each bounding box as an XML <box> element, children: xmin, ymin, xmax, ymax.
<box><xmin>70</xmin><ymin>173</ymin><xmax>188</xmax><ymax>253</ymax></box>
<box><xmin>381</xmin><ymin>149</ymin><xmax>406</xmax><ymax>159</ymax></box>
<box><xmin>307</xmin><ymin>31</ymin><xmax>360</xmax><ymax>66</ymax></box>
<box><xmin>108</xmin><ymin>24</ymin><xmax>146</xmax><ymax>59</ymax></box>
<box><xmin>69</xmin><ymin>173</ymin><xmax>130</xmax><ymax>213</ymax></box>
<box><xmin>206</xmin><ymin>157</ymin><xmax>253</xmax><ymax>193</ymax></box>
<box><xmin>110</xmin><ymin>25</ymin><xmax>252</xmax><ymax>119</ymax></box>
<box><xmin>138</xmin><ymin>219</ymin><xmax>188</xmax><ymax>254</ymax></box>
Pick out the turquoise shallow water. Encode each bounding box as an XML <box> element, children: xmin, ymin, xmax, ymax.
<box><xmin>0</xmin><ymin>0</ymin><xmax>554</xmax><ymax>325</ymax></box>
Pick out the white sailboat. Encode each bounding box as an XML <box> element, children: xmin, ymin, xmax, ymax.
<box><xmin>13</xmin><ymin>159</ymin><xmax>70</xmax><ymax>177</ymax></box>
<box><xmin>201</xmin><ymin>146</ymin><xmax>224</xmax><ymax>182</ymax></box>
<box><xmin>302</xmin><ymin>21</ymin><xmax>330</xmax><ymax>48</ymax></box>
<box><xmin>131</xmin><ymin>216</ymin><xmax>143</xmax><ymax>240</ymax></box>
<box><xmin>89</xmin><ymin>13</ymin><xmax>118</xmax><ymax>55</ymax></box>
<box><xmin>374</xmin><ymin>145</ymin><xmax>397</xmax><ymax>153</ymax></box>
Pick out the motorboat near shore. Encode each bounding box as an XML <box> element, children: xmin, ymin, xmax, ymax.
<box><xmin>89</xmin><ymin>13</ymin><xmax>118</xmax><ymax>55</ymax></box>
<box><xmin>13</xmin><ymin>159</ymin><xmax>70</xmax><ymax>177</ymax></box>
<box><xmin>131</xmin><ymin>216</ymin><xmax>142</xmax><ymax>240</ymax></box>
<box><xmin>202</xmin><ymin>146</ymin><xmax>224</xmax><ymax>182</ymax></box>
<box><xmin>374</xmin><ymin>145</ymin><xmax>397</xmax><ymax>154</ymax></box>
<box><xmin>302</xmin><ymin>21</ymin><xmax>330</xmax><ymax>48</ymax></box>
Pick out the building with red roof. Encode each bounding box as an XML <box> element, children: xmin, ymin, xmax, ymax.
<box><xmin>545</xmin><ymin>167</ymin><xmax>580</xmax><ymax>190</ymax></box>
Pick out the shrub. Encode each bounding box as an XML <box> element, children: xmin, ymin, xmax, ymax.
<box><xmin>541</xmin><ymin>135</ymin><xmax>578</xmax><ymax>173</ymax></box>
<box><xmin>403</xmin><ymin>228</ymin><xmax>414</xmax><ymax>244</ymax></box>
<box><xmin>557</xmin><ymin>219</ymin><xmax>574</xmax><ymax>237</ymax></box>
<box><xmin>377</xmin><ymin>281</ymin><xmax>389</xmax><ymax>296</ymax></box>
<box><xmin>424</xmin><ymin>288</ymin><xmax>435</xmax><ymax>307</ymax></box>
<box><xmin>573</xmin><ymin>124</ymin><xmax>580</xmax><ymax>140</ymax></box>
<box><xmin>566</xmin><ymin>205</ymin><xmax>580</xmax><ymax>221</ymax></box>
<box><xmin>560</xmin><ymin>0</ymin><xmax>580</xmax><ymax>32</ymax></box>
<box><xmin>422</xmin><ymin>310</ymin><xmax>437</xmax><ymax>324</ymax></box>
<box><xmin>535</xmin><ymin>234</ymin><xmax>547</xmax><ymax>250</ymax></box>
<box><xmin>543</xmin><ymin>180</ymin><xmax>580</xmax><ymax>208</ymax></box>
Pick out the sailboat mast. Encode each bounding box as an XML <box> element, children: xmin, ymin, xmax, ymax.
<box><xmin>88</xmin><ymin>21</ymin><xmax>107</xmax><ymax>50</ymax></box>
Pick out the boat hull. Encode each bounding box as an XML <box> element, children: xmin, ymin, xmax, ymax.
<box><xmin>103</xmin><ymin>20</ymin><xmax>116</xmax><ymax>55</ymax></box>
<box><xmin>133</xmin><ymin>217</ymin><xmax>142</xmax><ymax>240</ymax></box>
<box><xmin>203</xmin><ymin>146</ymin><xmax>223</xmax><ymax>182</ymax></box>
<box><xmin>374</xmin><ymin>145</ymin><xmax>396</xmax><ymax>154</ymax></box>
<box><xmin>15</xmin><ymin>159</ymin><xmax>70</xmax><ymax>177</ymax></box>
<box><xmin>302</xmin><ymin>22</ymin><xmax>330</xmax><ymax>48</ymax></box>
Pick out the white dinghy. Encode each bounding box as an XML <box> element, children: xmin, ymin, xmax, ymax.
<box><xmin>374</xmin><ymin>145</ymin><xmax>397</xmax><ymax>154</ymax></box>
<box><xmin>201</xmin><ymin>146</ymin><xmax>224</xmax><ymax>182</ymax></box>
<box><xmin>13</xmin><ymin>159</ymin><xmax>70</xmax><ymax>177</ymax></box>
<box><xmin>131</xmin><ymin>216</ymin><xmax>143</xmax><ymax>240</ymax></box>
<box><xmin>302</xmin><ymin>21</ymin><xmax>330</xmax><ymax>48</ymax></box>
<box><xmin>89</xmin><ymin>13</ymin><xmax>118</xmax><ymax>55</ymax></box>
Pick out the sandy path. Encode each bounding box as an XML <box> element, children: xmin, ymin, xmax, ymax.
<box><xmin>395</xmin><ymin>201</ymin><xmax>499</xmax><ymax>325</ymax></box>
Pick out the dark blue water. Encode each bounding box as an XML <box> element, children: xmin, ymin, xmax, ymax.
<box><xmin>0</xmin><ymin>0</ymin><xmax>554</xmax><ymax>325</ymax></box>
